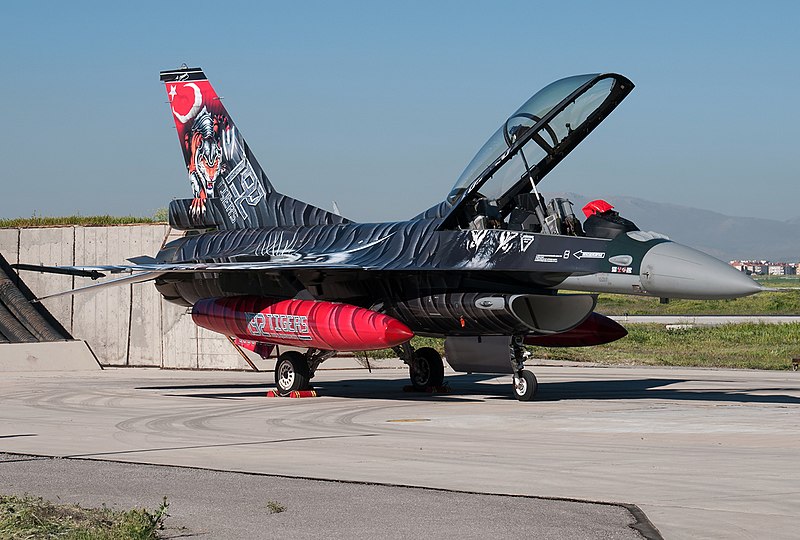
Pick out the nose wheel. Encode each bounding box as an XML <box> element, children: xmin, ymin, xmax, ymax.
<box><xmin>510</xmin><ymin>335</ymin><xmax>538</xmax><ymax>401</ymax></box>
<box><xmin>512</xmin><ymin>369</ymin><xmax>538</xmax><ymax>401</ymax></box>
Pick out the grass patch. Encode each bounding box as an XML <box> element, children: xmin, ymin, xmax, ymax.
<box><xmin>266</xmin><ymin>500</ymin><xmax>286</xmax><ymax>514</ymax></box>
<box><xmin>0</xmin><ymin>209</ymin><xmax>169</xmax><ymax>228</ymax></box>
<box><xmin>361</xmin><ymin>337</ymin><xmax>443</xmax><ymax>360</ymax></box>
<box><xmin>361</xmin><ymin>325</ymin><xmax>800</xmax><ymax>370</ymax></box>
<box><xmin>538</xmin><ymin>323</ymin><xmax>800</xmax><ymax>370</ymax></box>
<box><xmin>0</xmin><ymin>215</ymin><xmax>167</xmax><ymax>228</ymax></box>
<box><xmin>593</xmin><ymin>288</ymin><xmax>800</xmax><ymax>316</ymax></box>
<box><xmin>756</xmin><ymin>275</ymin><xmax>800</xmax><ymax>288</ymax></box>
<box><xmin>0</xmin><ymin>494</ymin><xmax>169</xmax><ymax>539</ymax></box>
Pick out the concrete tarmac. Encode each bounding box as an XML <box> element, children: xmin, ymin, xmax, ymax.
<box><xmin>1</xmin><ymin>364</ymin><xmax>799</xmax><ymax>539</ymax></box>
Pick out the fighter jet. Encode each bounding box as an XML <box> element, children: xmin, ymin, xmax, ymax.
<box><xmin>14</xmin><ymin>67</ymin><xmax>762</xmax><ymax>401</ymax></box>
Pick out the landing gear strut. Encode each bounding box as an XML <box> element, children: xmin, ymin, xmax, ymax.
<box><xmin>394</xmin><ymin>342</ymin><xmax>445</xmax><ymax>391</ymax></box>
<box><xmin>510</xmin><ymin>335</ymin><xmax>537</xmax><ymax>401</ymax></box>
<box><xmin>273</xmin><ymin>348</ymin><xmax>336</xmax><ymax>396</ymax></box>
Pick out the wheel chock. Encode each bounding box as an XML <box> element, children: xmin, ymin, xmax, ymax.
<box><xmin>266</xmin><ymin>389</ymin><xmax>318</xmax><ymax>398</ymax></box>
<box><xmin>290</xmin><ymin>390</ymin><xmax>317</xmax><ymax>398</ymax></box>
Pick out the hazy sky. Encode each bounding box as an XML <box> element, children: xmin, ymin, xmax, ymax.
<box><xmin>2</xmin><ymin>1</ymin><xmax>798</xmax><ymax>222</ymax></box>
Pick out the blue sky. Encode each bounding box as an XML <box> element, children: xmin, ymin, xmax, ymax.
<box><xmin>1</xmin><ymin>1</ymin><xmax>798</xmax><ymax>222</ymax></box>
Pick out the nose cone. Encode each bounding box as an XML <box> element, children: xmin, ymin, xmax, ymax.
<box><xmin>640</xmin><ymin>242</ymin><xmax>762</xmax><ymax>299</ymax></box>
<box><xmin>383</xmin><ymin>317</ymin><xmax>415</xmax><ymax>347</ymax></box>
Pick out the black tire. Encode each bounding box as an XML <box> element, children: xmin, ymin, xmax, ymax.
<box><xmin>410</xmin><ymin>347</ymin><xmax>445</xmax><ymax>391</ymax></box>
<box><xmin>274</xmin><ymin>351</ymin><xmax>311</xmax><ymax>396</ymax></box>
<box><xmin>512</xmin><ymin>370</ymin><xmax>538</xmax><ymax>401</ymax></box>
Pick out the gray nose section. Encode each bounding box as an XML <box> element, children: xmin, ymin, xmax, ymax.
<box><xmin>640</xmin><ymin>242</ymin><xmax>762</xmax><ymax>299</ymax></box>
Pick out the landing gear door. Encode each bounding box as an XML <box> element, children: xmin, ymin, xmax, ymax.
<box><xmin>445</xmin><ymin>336</ymin><xmax>513</xmax><ymax>374</ymax></box>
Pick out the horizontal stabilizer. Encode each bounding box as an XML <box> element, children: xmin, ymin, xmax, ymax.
<box><xmin>12</xmin><ymin>263</ymin><xmax>105</xmax><ymax>280</ymax></box>
<box><xmin>33</xmin><ymin>271</ymin><xmax>167</xmax><ymax>302</ymax></box>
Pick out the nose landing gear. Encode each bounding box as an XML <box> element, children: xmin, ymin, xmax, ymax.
<box><xmin>510</xmin><ymin>335</ymin><xmax>538</xmax><ymax>401</ymax></box>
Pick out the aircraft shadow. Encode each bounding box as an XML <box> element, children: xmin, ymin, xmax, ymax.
<box><xmin>531</xmin><ymin>377</ymin><xmax>800</xmax><ymax>404</ymax></box>
<box><xmin>137</xmin><ymin>374</ymin><xmax>800</xmax><ymax>405</ymax></box>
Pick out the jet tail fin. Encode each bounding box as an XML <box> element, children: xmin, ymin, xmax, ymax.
<box><xmin>160</xmin><ymin>66</ymin><xmax>348</xmax><ymax>230</ymax></box>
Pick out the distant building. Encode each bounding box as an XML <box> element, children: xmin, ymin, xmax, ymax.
<box><xmin>729</xmin><ymin>260</ymin><xmax>794</xmax><ymax>275</ymax></box>
<box><xmin>768</xmin><ymin>263</ymin><xmax>797</xmax><ymax>276</ymax></box>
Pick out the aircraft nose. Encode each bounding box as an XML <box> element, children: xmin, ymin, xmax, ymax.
<box><xmin>639</xmin><ymin>242</ymin><xmax>763</xmax><ymax>299</ymax></box>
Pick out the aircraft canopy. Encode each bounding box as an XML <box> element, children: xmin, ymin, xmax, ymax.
<box><xmin>441</xmin><ymin>73</ymin><xmax>633</xmax><ymax>229</ymax></box>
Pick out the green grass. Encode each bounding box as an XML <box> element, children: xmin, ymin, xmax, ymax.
<box><xmin>361</xmin><ymin>325</ymin><xmax>800</xmax><ymax>370</ymax></box>
<box><xmin>593</xmin><ymin>287</ymin><xmax>800</xmax><ymax>316</ymax></box>
<box><xmin>0</xmin><ymin>209</ymin><xmax>168</xmax><ymax>228</ymax></box>
<box><xmin>0</xmin><ymin>495</ymin><xmax>169</xmax><ymax>540</ymax></box>
<box><xmin>536</xmin><ymin>323</ymin><xmax>800</xmax><ymax>370</ymax></box>
<box><xmin>756</xmin><ymin>275</ymin><xmax>800</xmax><ymax>288</ymax></box>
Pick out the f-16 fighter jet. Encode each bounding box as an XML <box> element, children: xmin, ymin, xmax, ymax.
<box><xmin>15</xmin><ymin>67</ymin><xmax>762</xmax><ymax>401</ymax></box>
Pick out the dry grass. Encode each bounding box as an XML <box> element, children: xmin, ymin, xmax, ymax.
<box><xmin>0</xmin><ymin>495</ymin><xmax>169</xmax><ymax>539</ymax></box>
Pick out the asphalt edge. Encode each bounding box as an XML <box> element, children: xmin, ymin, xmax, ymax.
<box><xmin>1</xmin><ymin>451</ymin><xmax>663</xmax><ymax>540</ymax></box>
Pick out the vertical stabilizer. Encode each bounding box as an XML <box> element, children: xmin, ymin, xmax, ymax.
<box><xmin>160</xmin><ymin>66</ymin><xmax>348</xmax><ymax>230</ymax></box>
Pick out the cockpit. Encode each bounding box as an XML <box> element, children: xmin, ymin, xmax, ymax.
<box><xmin>438</xmin><ymin>73</ymin><xmax>635</xmax><ymax>238</ymax></box>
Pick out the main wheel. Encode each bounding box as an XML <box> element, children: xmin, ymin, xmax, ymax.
<box><xmin>512</xmin><ymin>369</ymin><xmax>538</xmax><ymax>401</ymax></box>
<box><xmin>409</xmin><ymin>347</ymin><xmax>445</xmax><ymax>391</ymax></box>
<box><xmin>274</xmin><ymin>351</ymin><xmax>311</xmax><ymax>396</ymax></box>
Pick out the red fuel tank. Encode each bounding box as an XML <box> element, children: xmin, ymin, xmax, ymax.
<box><xmin>524</xmin><ymin>312</ymin><xmax>627</xmax><ymax>347</ymax></box>
<box><xmin>192</xmin><ymin>296</ymin><xmax>414</xmax><ymax>351</ymax></box>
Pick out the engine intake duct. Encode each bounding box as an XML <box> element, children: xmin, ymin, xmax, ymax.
<box><xmin>384</xmin><ymin>293</ymin><xmax>596</xmax><ymax>336</ymax></box>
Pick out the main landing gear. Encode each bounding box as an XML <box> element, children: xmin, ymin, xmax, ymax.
<box><xmin>510</xmin><ymin>335</ymin><xmax>538</xmax><ymax>401</ymax></box>
<box><xmin>273</xmin><ymin>348</ymin><xmax>336</xmax><ymax>396</ymax></box>
<box><xmin>393</xmin><ymin>342</ymin><xmax>445</xmax><ymax>391</ymax></box>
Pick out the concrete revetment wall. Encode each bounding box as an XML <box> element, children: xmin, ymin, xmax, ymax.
<box><xmin>0</xmin><ymin>225</ymin><xmax>251</xmax><ymax>369</ymax></box>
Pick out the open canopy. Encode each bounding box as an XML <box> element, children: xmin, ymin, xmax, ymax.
<box><xmin>440</xmin><ymin>73</ymin><xmax>633</xmax><ymax>229</ymax></box>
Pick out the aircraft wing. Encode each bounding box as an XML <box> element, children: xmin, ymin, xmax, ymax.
<box><xmin>12</xmin><ymin>261</ymin><xmax>364</xmax><ymax>302</ymax></box>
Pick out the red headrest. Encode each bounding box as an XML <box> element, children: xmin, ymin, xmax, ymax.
<box><xmin>582</xmin><ymin>199</ymin><xmax>614</xmax><ymax>218</ymax></box>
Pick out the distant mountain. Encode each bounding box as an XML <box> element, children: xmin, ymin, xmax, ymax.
<box><xmin>546</xmin><ymin>192</ymin><xmax>800</xmax><ymax>262</ymax></box>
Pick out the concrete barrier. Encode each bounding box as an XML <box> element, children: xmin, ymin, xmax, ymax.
<box><xmin>0</xmin><ymin>340</ymin><xmax>101</xmax><ymax>371</ymax></box>
<box><xmin>18</xmin><ymin>227</ymin><xmax>74</xmax><ymax>330</ymax></box>
<box><xmin>0</xmin><ymin>224</ymin><xmax>251</xmax><ymax>370</ymax></box>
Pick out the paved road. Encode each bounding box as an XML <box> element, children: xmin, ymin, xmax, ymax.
<box><xmin>0</xmin><ymin>453</ymin><xmax>646</xmax><ymax>539</ymax></box>
<box><xmin>611</xmin><ymin>315</ymin><xmax>800</xmax><ymax>325</ymax></box>
<box><xmin>2</xmin><ymin>365</ymin><xmax>799</xmax><ymax>539</ymax></box>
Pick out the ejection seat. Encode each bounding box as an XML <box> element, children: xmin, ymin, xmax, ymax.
<box><xmin>468</xmin><ymin>198</ymin><xmax>504</xmax><ymax>229</ymax></box>
<box><xmin>582</xmin><ymin>200</ymin><xmax>639</xmax><ymax>239</ymax></box>
<box><xmin>507</xmin><ymin>194</ymin><xmax>543</xmax><ymax>232</ymax></box>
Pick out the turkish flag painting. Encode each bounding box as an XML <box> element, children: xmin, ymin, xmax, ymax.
<box><xmin>166</xmin><ymin>81</ymin><xmax>219</xmax><ymax>130</ymax></box>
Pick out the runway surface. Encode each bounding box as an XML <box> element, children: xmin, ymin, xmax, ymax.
<box><xmin>2</xmin><ymin>364</ymin><xmax>799</xmax><ymax>539</ymax></box>
<box><xmin>611</xmin><ymin>315</ymin><xmax>800</xmax><ymax>325</ymax></box>
<box><xmin>0</xmin><ymin>453</ymin><xmax>644</xmax><ymax>539</ymax></box>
